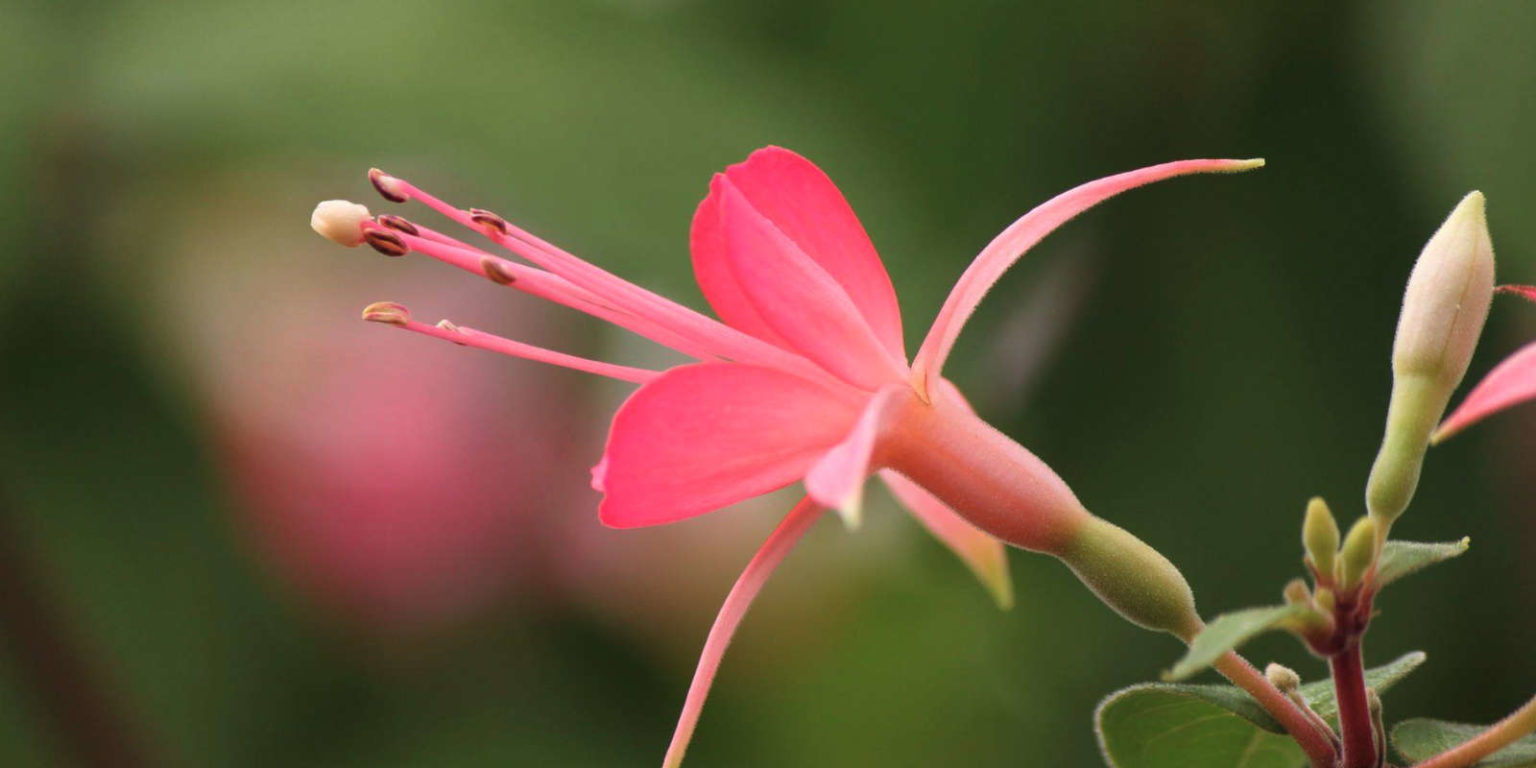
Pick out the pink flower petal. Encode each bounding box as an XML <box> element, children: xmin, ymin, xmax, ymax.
<box><xmin>1434</xmin><ymin>340</ymin><xmax>1536</xmax><ymax>442</ymax></box>
<box><xmin>911</xmin><ymin>158</ymin><xmax>1264</xmax><ymax>397</ymax></box>
<box><xmin>598</xmin><ymin>363</ymin><xmax>860</xmax><ymax>528</ymax></box>
<box><xmin>692</xmin><ymin>164</ymin><xmax>906</xmax><ymax>389</ymax></box>
<box><xmin>879</xmin><ymin>470</ymin><xmax>1013</xmax><ymax>610</ymax></box>
<box><xmin>804</xmin><ymin>385</ymin><xmax>908</xmax><ymax>527</ymax></box>
<box><xmin>718</xmin><ymin>147</ymin><xmax>905</xmax><ymax>358</ymax></box>
<box><xmin>662</xmin><ymin>497</ymin><xmax>824</xmax><ymax>768</ymax></box>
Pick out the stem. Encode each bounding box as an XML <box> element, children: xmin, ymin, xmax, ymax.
<box><xmin>1333</xmin><ymin>644</ymin><xmax>1377</xmax><ymax>768</ymax></box>
<box><xmin>1212</xmin><ymin>651</ymin><xmax>1339</xmax><ymax>768</ymax></box>
<box><xmin>1412</xmin><ymin>694</ymin><xmax>1536</xmax><ymax>768</ymax></box>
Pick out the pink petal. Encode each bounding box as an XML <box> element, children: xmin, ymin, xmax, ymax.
<box><xmin>598</xmin><ymin>363</ymin><xmax>859</xmax><ymax>528</ymax></box>
<box><xmin>692</xmin><ymin>160</ymin><xmax>907</xmax><ymax>389</ymax></box>
<box><xmin>662</xmin><ymin>497</ymin><xmax>823</xmax><ymax>768</ymax></box>
<box><xmin>879</xmin><ymin>470</ymin><xmax>1013</xmax><ymax>610</ymax></box>
<box><xmin>720</xmin><ymin>147</ymin><xmax>905</xmax><ymax>358</ymax></box>
<box><xmin>804</xmin><ymin>385</ymin><xmax>908</xmax><ymax>527</ymax></box>
<box><xmin>1434</xmin><ymin>340</ymin><xmax>1536</xmax><ymax>442</ymax></box>
<box><xmin>1497</xmin><ymin>284</ymin><xmax>1536</xmax><ymax>303</ymax></box>
<box><xmin>911</xmin><ymin>158</ymin><xmax>1264</xmax><ymax>397</ymax></box>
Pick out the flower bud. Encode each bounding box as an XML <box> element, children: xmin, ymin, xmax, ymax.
<box><xmin>1313</xmin><ymin>587</ymin><xmax>1336</xmax><ymax>615</ymax></box>
<box><xmin>310</xmin><ymin>200</ymin><xmax>372</xmax><ymax>246</ymax></box>
<box><xmin>1338</xmin><ymin>516</ymin><xmax>1379</xmax><ymax>591</ymax></box>
<box><xmin>1302</xmin><ymin>497</ymin><xmax>1340</xmax><ymax>582</ymax></box>
<box><xmin>1367</xmin><ymin>192</ymin><xmax>1495</xmax><ymax>527</ymax></box>
<box><xmin>1282</xmin><ymin>578</ymin><xmax>1311</xmax><ymax>606</ymax></box>
<box><xmin>1058</xmin><ymin>517</ymin><xmax>1201</xmax><ymax>640</ymax></box>
<box><xmin>1265</xmin><ymin>663</ymin><xmax>1301</xmax><ymax>692</ymax></box>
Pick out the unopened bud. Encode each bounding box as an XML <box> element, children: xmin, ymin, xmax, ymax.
<box><xmin>1302</xmin><ymin>497</ymin><xmax>1341</xmax><ymax>583</ymax></box>
<box><xmin>1368</xmin><ymin>192</ymin><xmax>1495</xmax><ymax>527</ymax></box>
<box><xmin>369</xmin><ymin>168</ymin><xmax>409</xmax><ymax>203</ymax></box>
<box><xmin>310</xmin><ymin>200</ymin><xmax>372</xmax><ymax>246</ymax></box>
<box><xmin>1059</xmin><ymin>517</ymin><xmax>1201</xmax><ymax>640</ymax></box>
<box><xmin>361</xmin><ymin>301</ymin><xmax>410</xmax><ymax>326</ymax></box>
<box><xmin>1339</xmin><ymin>516</ymin><xmax>1380</xmax><ymax>591</ymax></box>
<box><xmin>1313</xmin><ymin>587</ymin><xmax>1336</xmax><ymax>615</ymax></box>
<box><xmin>1265</xmin><ymin>663</ymin><xmax>1301</xmax><ymax>692</ymax></box>
<box><xmin>1283</xmin><ymin>578</ymin><xmax>1312</xmax><ymax>606</ymax></box>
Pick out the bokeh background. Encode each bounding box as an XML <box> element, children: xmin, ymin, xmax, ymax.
<box><xmin>1</xmin><ymin>1</ymin><xmax>1533</xmax><ymax>765</ymax></box>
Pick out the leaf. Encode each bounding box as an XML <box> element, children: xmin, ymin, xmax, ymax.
<box><xmin>1164</xmin><ymin>605</ymin><xmax>1310</xmax><ymax>681</ymax></box>
<box><xmin>1297</xmin><ymin>651</ymin><xmax>1427</xmax><ymax>725</ymax></box>
<box><xmin>1392</xmin><ymin>719</ymin><xmax>1536</xmax><ymax>767</ymax></box>
<box><xmin>1375</xmin><ymin>539</ymin><xmax>1471</xmax><ymax>588</ymax></box>
<box><xmin>1096</xmin><ymin>684</ymin><xmax>1308</xmax><ymax>768</ymax></box>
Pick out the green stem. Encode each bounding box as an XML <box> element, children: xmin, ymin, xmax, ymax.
<box><xmin>1411</xmin><ymin>694</ymin><xmax>1536</xmax><ymax>768</ymax></box>
<box><xmin>1212</xmin><ymin>651</ymin><xmax>1338</xmax><ymax>768</ymax></box>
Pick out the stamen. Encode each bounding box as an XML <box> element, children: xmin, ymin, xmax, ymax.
<box><xmin>360</xmin><ymin>220</ymin><xmax>725</xmax><ymax>362</ymax></box>
<box><xmin>375</xmin><ymin>171</ymin><xmax>849</xmax><ymax>390</ymax></box>
<box><xmin>377</xmin><ymin>214</ymin><xmax>419</xmax><ymax>236</ymax></box>
<box><xmin>369</xmin><ymin>168</ymin><xmax>409</xmax><ymax>203</ymax></box>
<box><xmin>482</xmin><ymin>258</ymin><xmax>518</xmax><ymax>286</ymax></box>
<box><xmin>469</xmin><ymin>208</ymin><xmax>511</xmax><ymax>237</ymax></box>
<box><xmin>370</xmin><ymin>309</ymin><xmax>660</xmax><ymax>384</ymax></box>
<box><xmin>362</xmin><ymin>228</ymin><xmax>408</xmax><ymax>257</ymax></box>
<box><xmin>360</xmin><ymin>301</ymin><xmax>411</xmax><ymax>326</ymax></box>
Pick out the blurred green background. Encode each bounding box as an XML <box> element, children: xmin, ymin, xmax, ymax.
<box><xmin>1</xmin><ymin>0</ymin><xmax>1533</xmax><ymax>765</ymax></box>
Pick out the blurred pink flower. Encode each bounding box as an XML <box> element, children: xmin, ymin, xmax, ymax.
<box><xmin>313</xmin><ymin>147</ymin><xmax>1258</xmax><ymax>764</ymax></box>
<box><xmin>1436</xmin><ymin>285</ymin><xmax>1536</xmax><ymax>442</ymax></box>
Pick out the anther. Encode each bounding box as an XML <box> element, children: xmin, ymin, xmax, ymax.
<box><xmin>369</xmin><ymin>168</ymin><xmax>409</xmax><ymax>203</ymax></box>
<box><xmin>377</xmin><ymin>214</ymin><xmax>419</xmax><ymax>236</ymax></box>
<box><xmin>436</xmin><ymin>319</ymin><xmax>468</xmax><ymax>345</ymax></box>
<box><xmin>363</xmin><ymin>229</ymin><xmax>408</xmax><ymax>257</ymax></box>
<box><xmin>482</xmin><ymin>258</ymin><xmax>518</xmax><ymax>286</ymax></box>
<box><xmin>361</xmin><ymin>301</ymin><xmax>411</xmax><ymax>326</ymax></box>
<box><xmin>469</xmin><ymin>208</ymin><xmax>511</xmax><ymax>236</ymax></box>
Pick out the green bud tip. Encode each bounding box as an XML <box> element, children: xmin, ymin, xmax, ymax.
<box><xmin>1339</xmin><ymin>516</ymin><xmax>1380</xmax><ymax>590</ymax></box>
<box><xmin>1282</xmin><ymin>578</ymin><xmax>1312</xmax><ymax>606</ymax></box>
<box><xmin>1058</xmin><ymin>517</ymin><xmax>1201</xmax><ymax>640</ymax></box>
<box><xmin>1314</xmin><ymin>587</ymin><xmax>1337</xmax><ymax>615</ymax></box>
<box><xmin>1302</xmin><ymin>497</ymin><xmax>1340</xmax><ymax>581</ymax></box>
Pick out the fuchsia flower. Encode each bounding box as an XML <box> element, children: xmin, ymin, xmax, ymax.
<box><xmin>1435</xmin><ymin>285</ymin><xmax>1536</xmax><ymax>441</ymax></box>
<box><xmin>311</xmin><ymin>147</ymin><xmax>1260</xmax><ymax>765</ymax></box>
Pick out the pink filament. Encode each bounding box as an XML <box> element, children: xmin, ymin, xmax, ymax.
<box><xmin>396</xmin><ymin>319</ymin><xmax>659</xmax><ymax>384</ymax></box>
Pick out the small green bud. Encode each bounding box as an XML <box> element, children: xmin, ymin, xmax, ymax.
<box><xmin>1302</xmin><ymin>497</ymin><xmax>1340</xmax><ymax>581</ymax></box>
<box><xmin>1282</xmin><ymin>578</ymin><xmax>1312</xmax><ymax>606</ymax></box>
<box><xmin>1265</xmin><ymin>663</ymin><xmax>1301</xmax><ymax>692</ymax></box>
<box><xmin>1367</xmin><ymin>192</ymin><xmax>1495</xmax><ymax>528</ymax></box>
<box><xmin>1339</xmin><ymin>516</ymin><xmax>1380</xmax><ymax>590</ymax></box>
<box><xmin>1058</xmin><ymin>517</ymin><xmax>1201</xmax><ymax>640</ymax></box>
<box><xmin>1314</xmin><ymin>587</ymin><xmax>1336</xmax><ymax>615</ymax></box>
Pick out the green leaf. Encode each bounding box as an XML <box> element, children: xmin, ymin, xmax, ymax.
<box><xmin>1392</xmin><ymin>719</ymin><xmax>1536</xmax><ymax>767</ymax></box>
<box><xmin>1164</xmin><ymin>605</ymin><xmax>1310</xmax><ymax>681</ymax></box>
<box><xmin>1375</xmin><ymin>538</ymin><xmax>1470</xmax><ymax>587</ymax></box>
<box><xmin>1297</xmin><ymin>651</ymin><xmax>1427</xmax><ymax>725</ymax></box>
<box><xmin>1096</xmin><ymin>684</ymin><xmax>1308</xmax><ymax>768</ymax></box>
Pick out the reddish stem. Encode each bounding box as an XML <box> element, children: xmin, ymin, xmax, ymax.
<box><xmin>1333</xmin><ymin>643</ymin><xmax>1377</xmax><ymax>768</ymax></box>
<box><xmin>1212</xmin><ymin>651</ymin><xmax>1339</xmax><ymax>768</ymax></box>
